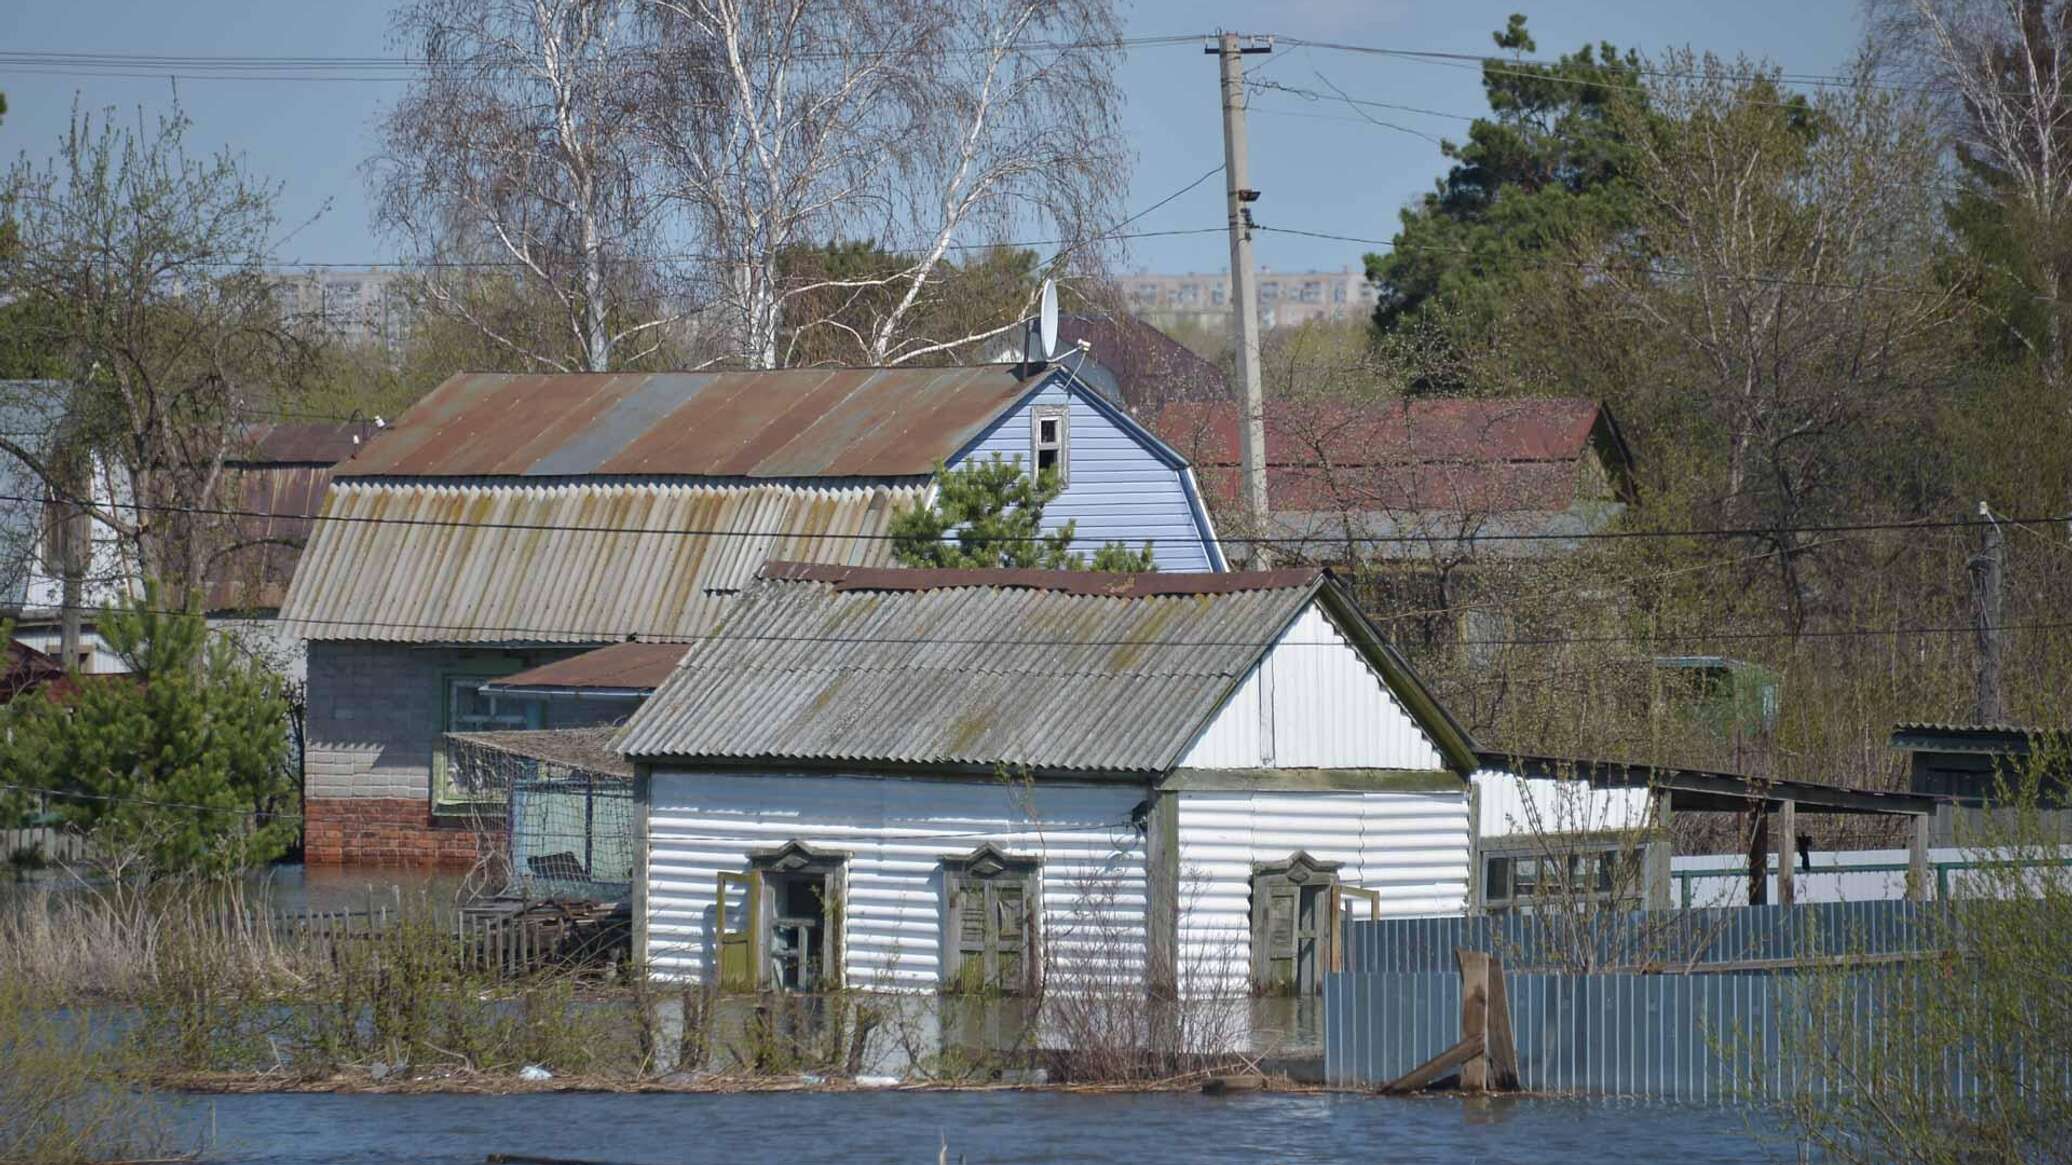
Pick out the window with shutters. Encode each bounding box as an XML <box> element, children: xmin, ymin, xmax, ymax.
<box><xmin>1251</xmin><ymin>851</ymin><xmax>1342</xmax><ymax>996</ymax></box>
<box><xmin>940</xmin><ymin>844</ymin><xmax>1040</xmax><ymax>995</ymax></box>
<box><xmin>745</xmin><ymin>841</ymin><xmax>849</xmax><ymax>992</ymax></box>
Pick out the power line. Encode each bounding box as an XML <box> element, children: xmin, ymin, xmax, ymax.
<box><xmin>26</xmin><ymin>595</ymin><xmax>2072</xmax><ymax>653</ymax></box>
<box><xmin>0</xmin><ymin>37</ymin><xmax>1210</xmax><ymax>82</ymax></box>
<box><xmin>1281</xmin><ymin>37</ymin><xmax>1927</xmax><ymax>99</ymax></box>
<box><xmin>16</xmin><ymin>490</ymin><xmax>2063</xmax><ymax>549</ymax></box>
<box><xmin>1254</xmin><ymin>224</ymin><xmax>1993</xmax><ymax>302</ymax></box>
<box><xmin>2</xmin><ymin>783</ymin><xmax>301</xmax><ymax>823</ymax></box>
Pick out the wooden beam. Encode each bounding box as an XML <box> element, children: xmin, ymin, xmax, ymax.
<box><xmin>1746</xmin><ymin>808</ymin><xmax>1770</xmax><ymax>907</ymax></box>
<box><xmin>1456</xmin><ymin>948</ymin><xmax>1489</xmax><ymax>1092</ymax></box>
<box><xmin>1908</xmin><ymin>811</ymin><xmax>1932</xmax><ymax>902</ymax></box>
<box><xmin>1485</xmin><ymin>951</ymin><xmax>1520</xmax><ymax>1091</ymax></box>
<box><xmin>1644</xmin><ymin>787</ymin><xmax>1674</xmax><ymax>912</ymax></box>
<box><xmin>1380</xmin><ymin>1034</ymin><xmax>1486</xmax><ymax>1095</ymax></box>
<box><xmin>1775</xmin><ymin>799</ymin><xmax>1796</xmax><ymax>907</ymax></box>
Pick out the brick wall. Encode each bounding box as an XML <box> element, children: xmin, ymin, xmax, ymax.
<box><xmin>303</xmin><ymin>641</ymin><xmax>589</xmax><ymax>868</ymax></box>
<box><xmin>304</xmin><ymin>797</ymin><xmax>494</xmax><ymax>868</ymax></box>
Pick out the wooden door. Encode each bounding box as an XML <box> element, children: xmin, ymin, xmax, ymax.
<box><xmin>716</xmin><ymin>870</ymin><xmax>762</xmax><ymax>991</ymax></box>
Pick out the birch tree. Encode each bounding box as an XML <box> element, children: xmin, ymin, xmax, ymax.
<box><xmin>643</xmin><ymin>0</ymin><xmax>1125</xmax><ymax>368</ymax></box>
<box><xmin>1873</xmin><ymin>0</ymin><xmax>2072</xmax><ymax>381</ymax></box>
<box><xmin>0</xmin><ymin>102</ymin><xmax>307</xmax><ymax>601</ymax></box>
<box><xmin>374</xmin><ymin>0</ymin><xmax>685</xmax><ymax>373</ymax></box>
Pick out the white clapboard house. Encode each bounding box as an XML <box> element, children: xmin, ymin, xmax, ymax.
<box><xmin>616</xmin><ymin>561</ymin><xmax>1490</xmax><ymax>997</ymax></box>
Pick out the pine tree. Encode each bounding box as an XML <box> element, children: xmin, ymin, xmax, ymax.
<box><xmin>889</xmin><ymin>456</ymin><xmax>1155</xmax><ymax>571</ymax></box>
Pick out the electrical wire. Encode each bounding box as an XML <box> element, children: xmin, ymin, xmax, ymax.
<box><xmin>21</xmin><ymin>595</ymin><xmax>2072</xmax><ymax>652</ymax></box>
<box><xmin>14</xmin><ymin>490</ymin><xmax>2063</xmax><ymax>548</ymax></box>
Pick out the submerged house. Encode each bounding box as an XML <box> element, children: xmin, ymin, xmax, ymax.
<box><xmin>617</xmin><ymin>562</ymin><xmax>1483</xmax><ymax>996</ymax></box>
<box><xmin>279</xmin><ymin>366</ymin><xmax>1225</xmax><ymax>869</ymax></box>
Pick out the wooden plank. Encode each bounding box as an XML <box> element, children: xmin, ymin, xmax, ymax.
<box><xmin>1380</xmin><ymin>1034</ymin><xmax>1485</xmax><ymax>1095</ymax></box>
<box><xmin>1456</xmin><ymin>948</ymin><xmax>1490</xmax><ymax>1092</ymax></box>
<box><xmin>1485</xmin><ymin>951</ymin><xmax>1520</xmax><ymax>1091</ymax></box>
<box><xmin>1746</xmin><ymin>809</ymin><xmax>1770</xmax><ymax>906</ymax></box>
<box><xmin>1776</xmin><ymin>800</ymin><xmax>1797</xmax><ymax>907</ymax></box>
<box><xmin>1908</xmin><ymin>813</ymin><xmax>1932</xmax><ymax>902</ymax></box>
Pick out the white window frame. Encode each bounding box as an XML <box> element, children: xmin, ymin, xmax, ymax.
<box><xmin>1030</xmin><ymin>404</ymin><xmax>1069</xmax><ymax>486</ymax></box>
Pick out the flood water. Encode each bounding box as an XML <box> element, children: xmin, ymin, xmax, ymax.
<box><xmin>167</xmin><ymin>1090</ymin><xmax>1798</xmax><ymax>1165</ymax></box>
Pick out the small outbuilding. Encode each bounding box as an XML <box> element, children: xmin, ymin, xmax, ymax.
<box><xmin>617</xmin><ymin>562</ymin><xmax>1483</xmax><ymax>997</ymax></box>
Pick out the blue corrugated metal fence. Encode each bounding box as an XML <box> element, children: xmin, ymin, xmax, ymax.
<box><xmin>1341</xmin><ymin>900</ymin><xmax>1934</xmax><ymax>975</ymax></box>
<box><xmin>1325</xmin><ymin>902</ymin><xmax>1949</xmax><ymax>1099</ymax></box>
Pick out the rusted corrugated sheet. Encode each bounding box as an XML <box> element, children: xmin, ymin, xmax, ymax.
<box><xmin>615</xmin><ymin>568</ymin><xmax>1322</xmax><ymax>772</ymax></box>
<box><xmin>338</xmin><ymin>367</ymin><xmax>1046</xmax><ymax>480</ymax></box>
<box><xmin>236</xmin><ymin>422</ymin><xmax>364</xmax><ymax>465</ymax></box>
<box><xmin>204</xmin><ymin>463</ymin><xmax>341</xmax><ymax>612</ymax></box>
<box><xmin>485</xmin><ymin>641</ymin><xmax>687</xmax><ymax>692</ymax></box>
<box><xmin>277</xmin><ymin>479</ymin><xmax>925</xmax><ymax>642</ymax></box>
<box><xmin>1154</xmin><ymin>398</ymin><xmax>1624</xmax><ymax>513</ymax></box>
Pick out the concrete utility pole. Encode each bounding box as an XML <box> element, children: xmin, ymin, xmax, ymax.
<box><xmin>1210</xmin><ymin>32</ymin><xmax>1273</xmax><ymax>566</ymax></box>
<box><xmin>1970</xmin><ymin>500</ymin><xmax>2006</xmax><ymax>724</ymax></box>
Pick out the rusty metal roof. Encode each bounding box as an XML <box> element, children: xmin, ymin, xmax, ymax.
<box><xmin>615</xmin><ymin>566</ymin><xmax>1331</xmax><ymax>772</ymax></box>
<box><xmin>277</xmin><ymin>479</ymin><xmax>925</xmax><ymax>642</ymax></box>
<box><xmin>1154</xmin><ymin>397</ymin><xmax>1634</xmax><ymax>513</ymax></box>
<box><xmin>337</xmin><ymin>368</ymin><xmax>1049</xmax><ymax>480</ymax></box>
<box><xmin>486</xmin><ymin>641</ymin><xmax>688</xmax><ymax>692</ymax></box>
<box><xmin>204</xmin><ymin>424</ymin><xmax>362</xmax><ymax>612</ymax></box>
<box><xmin>235</xmin><ymin>422</ymin><xmax>364</xmax><ymax>465</ymax></box>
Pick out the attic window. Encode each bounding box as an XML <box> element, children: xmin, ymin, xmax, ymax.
<box><xmin>1030</xmin><ymin>405</ymin><xmax>1069</xmax><ymax>485</ymax></box>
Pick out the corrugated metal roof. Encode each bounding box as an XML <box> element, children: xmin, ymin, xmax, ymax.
<box><xmin>337</xmin><ymin>367</ymin><xmax>1048</xmax><ymax>479</ymax></box>
<box><xmin>235</xmin><ymin>422</ymin><xmax>364</xmax><ymax>465</ymax></box>
<box><xmin>1154</xmin><ymin>397</ymin><xmax>1632</xmax><ymax>514</ymax></box>
<box><xmin>278</xmin><ymin>480</ymin><xmax>925</xmax><ymax>642</ymax></box>
<box><xmin>205</xmin><ymin>424</ymin><xmax>361</xmax><ymax>612</ymax></box>
<box><xmin>616</xmin><ymin>564</ymin><xmax>1325</xmax><ymax>772</ymax></box>
<box><xmin>485</xmin><ymin>641</ymin><xmax>688</xmax><ymax>692</ymax></box>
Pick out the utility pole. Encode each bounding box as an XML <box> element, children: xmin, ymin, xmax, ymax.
<box><xmin>1210</xmin><ymin>31</ymin><xmax>1272</xmax><ymax>566</ymax></box>
<box><xmin>1970</xmin><ymin>500</ymin><xmax>2006</xmax><ymax>724</ymax></box>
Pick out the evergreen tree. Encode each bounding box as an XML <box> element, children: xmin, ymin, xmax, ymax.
<box><xmin>1365</xmin><ymin>16</ymin><xmax>1649</xmax><ymax>351</ymax></box>
<box><xmin>0</xmin><ymin>583</ymin><xmax>294</xmax><ymax>878</ymax></box>
<box><xmin>889</xmin><ymin>456</ymin><xmax>1155</xmax><ymax>571</ymax></box>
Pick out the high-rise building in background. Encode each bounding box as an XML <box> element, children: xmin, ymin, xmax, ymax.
<box><xmin>269</xmin><ymin>268</ymin><xmax>417</xmax><ymax>352</ymax></box>
<box><xmin>1117</xmin><ymin>266</ymin><xmax>1376</xmax><ymax>333</ymax></box>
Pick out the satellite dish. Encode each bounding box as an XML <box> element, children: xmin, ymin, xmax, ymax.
<box><xmin>1037</xmin><ymin>278</ymin><xmax>1059</xmax><ymax>361</ymax></box>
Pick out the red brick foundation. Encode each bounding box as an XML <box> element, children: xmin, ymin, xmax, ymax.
<box><xmin>304</xmin><ymin>798</ymin><xmax>502</xmax><ymax>870</ymax></box>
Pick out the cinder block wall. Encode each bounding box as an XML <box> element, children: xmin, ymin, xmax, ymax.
<box><xmin>302</xmin><ymin>641</ymin><xmax>586</xmax><ymax>869</ymax></box>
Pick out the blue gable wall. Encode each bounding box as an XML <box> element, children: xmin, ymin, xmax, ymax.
<box><xmin>950</xmin><ymin>373</ymin><xmax>1222</xmax><ymax>571</ymax></box>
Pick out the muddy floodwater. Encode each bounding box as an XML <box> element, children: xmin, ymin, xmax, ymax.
<box><xmin>166</xmin><ymin>1089</ymin><xmax>1794</xmax><ymax>1164</ymax></box>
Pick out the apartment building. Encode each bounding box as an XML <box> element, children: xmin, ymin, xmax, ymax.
<box><xmin>1118</xmin><ymin>266</ymin><xmax>1377</xmax><ymax>332</ymax></box>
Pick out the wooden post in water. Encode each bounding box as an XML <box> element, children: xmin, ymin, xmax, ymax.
<box><xmin>1775</xmin><ymin>799</ymin><xmax>1796</xmax><ymax>907</ymax></box>
<box><xmin>1456</xmin><ymin>948</ymin><xmax>1489</xmax><ymax>1093</ymax></box>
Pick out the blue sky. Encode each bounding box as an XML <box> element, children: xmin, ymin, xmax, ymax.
<box><xmin>0</xmin><ymin>2</ymin><xmax>1865</xmax><ymax>278</ymax></box>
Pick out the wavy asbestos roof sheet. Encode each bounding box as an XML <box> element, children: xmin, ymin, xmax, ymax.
<box><xmin>615</xmin><ymin>565</ymin><xmax>1325</xmax><ymax>773</ymax></box>
<box><xmin>277</xmin><ymin>480</ymin><xmax>925</xmax><ymax>642</ymax></box>
<box><xmin>336</xmin><ymin>367</ymin><xmax>1048</xmax><ymax>479</ymax></box>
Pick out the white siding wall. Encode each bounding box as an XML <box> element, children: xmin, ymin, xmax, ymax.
<box><xmin>1176</xmin><ymin>603</ymin><xmax>1445</xmax><ymax>771</ymax></box>
<box><xmin>953</xmin><ymin>380</ymin><xmax>1216</xmax><ymax>571</ymax></box>
<box><xmin>1175</xmin><ymin>788</ymin><xmax>1471</xmax><ymax>993</ymax></box>
<box><xmin>1472</xmin><ymin>770</ymin><xmax>1653</xmax><ymax>841</ymax></box>
<box><xmin>645</xmin><ymin>770</ymin><xmax>1148</xmax><ymax>989</ymax></box>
